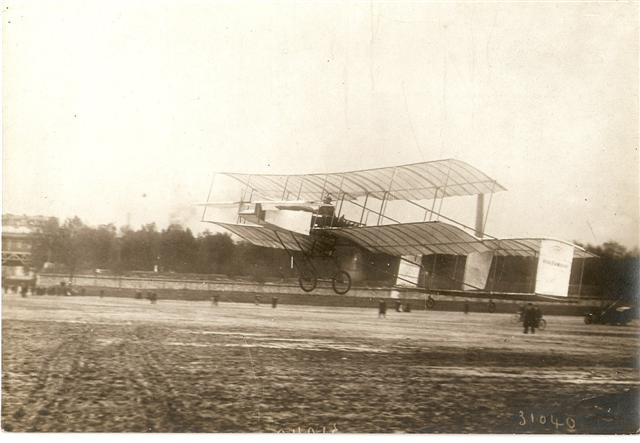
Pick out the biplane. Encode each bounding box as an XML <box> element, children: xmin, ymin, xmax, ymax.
<box><xmin>200</xmin><ymin>159</ymin><xmax>595</xmax><ymax>299</ymax></box>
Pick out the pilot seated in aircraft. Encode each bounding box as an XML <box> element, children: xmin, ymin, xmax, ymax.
<box><xmin>316</xmin><ymin>194</ymin><xmax>335</xmax><ymax>227</ymax></box>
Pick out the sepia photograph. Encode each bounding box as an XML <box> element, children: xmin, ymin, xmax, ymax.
<box><xmin>2</xmin><ymin>0</ymin><xmax>638</xmax><ymax>434</ymax></box>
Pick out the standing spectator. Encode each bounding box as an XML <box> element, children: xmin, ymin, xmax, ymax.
<box><xmin>271</xmin><ymin>296</ymin><xmax>278</xmax><ymax>308</ymax></box>
<box><xmin>378</xmin><ymin>299</ymin><xmax>387</xmax><ymax>319</ymax></box>
<box><xmin>523</xmin><ymin>302</ymin><xmax>537</xmax><ymax>334</ymax></box>
<box><xmin>463</xmin><ymin>300</ymin><xmax>470</xmax><ymax>315</ymax></box>
<box><xmin>533</xmin><ymin>304</ymin><xmax>543</xmax><ymax>329</ymax></box>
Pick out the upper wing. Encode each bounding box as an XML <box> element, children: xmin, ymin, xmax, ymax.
<box><xmin>208</xmin><ymin>222</ymin><xmax>314</xmax><ymax>252</ymax></box>
<box><xmin>219</xmin><ymin>158</ymin><xmax>505</xmax><ymax>202</ymax></box>
<box><xmin>329</xmin><ymin>221</ymin><xmax>491</xmax><ymax>256</ymax></box>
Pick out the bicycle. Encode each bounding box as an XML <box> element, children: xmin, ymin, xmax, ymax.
<box><xmin>512</xmin><ymin>311</ymin><xmax>547</xmax><ymax>330</ymax></box>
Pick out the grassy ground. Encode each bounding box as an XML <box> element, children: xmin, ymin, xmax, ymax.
<box><xmin>2</xmin><ymin>294</ymin><xmax>638</xmax><ymax>433</ymax></box>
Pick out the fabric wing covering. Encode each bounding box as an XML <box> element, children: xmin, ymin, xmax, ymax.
<box><xmin>482</xmin><ymin>238</ymin><xmax>596</xmax><ymax>259</ymax></box>
<box><xmin>330</xmin><ymin>221</ymin><xmax>491</xmax><ymax>256</ymax></box>
<box><xmin>221</xmin><ymin>158</ymin><xmax>506</xmax><ymax>202</ymax></box>
<box><xmin>211</xmin><ymin>222</ymin><xmax>313</xmax><ymax>252</ymax></box>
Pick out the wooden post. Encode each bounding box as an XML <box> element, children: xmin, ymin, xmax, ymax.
<box><xmin>475</xmin><ymin>194</ymin><xmax>485</xmax><ymax>238</ymax></box>
<box><xmin>577</xmin><ymin>258</ymin><xmax>585</xmax><ymax>298</ymax></box>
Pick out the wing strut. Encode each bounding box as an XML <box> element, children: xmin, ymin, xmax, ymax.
<box><xmin>202</xmin><ymin>173</ymin><xmax>216</xmax><ymax>222</ymax></box>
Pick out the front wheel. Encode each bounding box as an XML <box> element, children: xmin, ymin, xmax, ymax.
<box><xmin>299</xmin><ymin>274</ymin><xmax>317</xmax><ymax>292</ymax></box>
<box><xmin>426</xmin><ymin>296</ymin><xmax>435</xmax><ymax>309</ymax></box>
<box><xmin>332</xmin><ymin>270</ymin><xmax>352</xmax><ymax>295</ymax></box>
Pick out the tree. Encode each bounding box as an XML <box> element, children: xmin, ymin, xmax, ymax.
<box><xmin>159</xmin><ymin>224</ymin><xmax>197</xmax><ymax>273</ymax></box>
<box><xmin>31</xmin><ymin>217</ymin><xmax>60</xmax><ymax>269</ymax></box>
<box><xmin>120</xmin><ymin>223</ymin><xmax>160</xmax><ymax>271</ymax></box>
<box><xmin>577</xmin><ymin>241</ymin><xmax>639</xmax><ymax>303</ymax></box>
<box><xmin>195</xmin><ymin>231</ymin><xmax>234</xmax><ymax>274</ymax></box>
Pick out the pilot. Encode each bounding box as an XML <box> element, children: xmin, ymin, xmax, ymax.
<box><xmin>318</xmin><ymin>194</ymin><xmax>335</xmax><ymax>227</ymax></box>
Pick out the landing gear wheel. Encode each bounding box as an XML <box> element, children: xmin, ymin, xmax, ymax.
<box><xmin>426</xmin><ymin>296</ymin><xmax>435</xmax><ymax>309</ymax></box>
<box><xmin>331</xmin><ymin>270</ymin><xmax>352</xmax><ymax>295</ymax></box>
<box><xmin>298</xmin><ymin>274</ymin><xmax>317</xmax><ymax>292</ymax></box>
<box><xmin>488</xmin><ymin>301</ymin><xmax>496</xmax><ymax>313</ymax></box>
<box><xmin>537</xmin><ymin>318</ymin><xmax>547</xmax><ymax>330</ymax></box>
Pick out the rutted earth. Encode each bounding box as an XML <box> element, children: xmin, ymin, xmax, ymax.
<box><xmin>2</xmin><ymin>295</ymin><xmax>638</xmax><ymax>433</ymax></box>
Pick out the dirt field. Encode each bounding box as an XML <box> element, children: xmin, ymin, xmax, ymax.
<box><xmin>2</xmin><ymin>294</ymin><xmax>638</xmax><ymax>433</ymax></box>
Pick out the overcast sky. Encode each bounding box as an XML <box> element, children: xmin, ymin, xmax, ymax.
<box><xmin>3</xmin><ymin>0</ymin><xmax>638</xmax><ymax>248</ymax></box>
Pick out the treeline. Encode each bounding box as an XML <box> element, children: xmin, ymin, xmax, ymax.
<box><xmin>31</xmin><ymin>217</ymin><xmax>293</xmax><ymax>279</ymax></box>
<box><xmin>577</xmin><ymin>241</ymin><xmax>639</xmax><ymax>303</ymax></box>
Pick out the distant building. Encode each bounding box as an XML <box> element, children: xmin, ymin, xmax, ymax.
<box><xmin>2</xmin><ymin>214</ymin><xmax>54</xmax><ymax>290</ymax></box>
<box><xmin>3</xmin><ymin>214</ymin><xmax>53</xmax><ymax>230</ymax></box>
